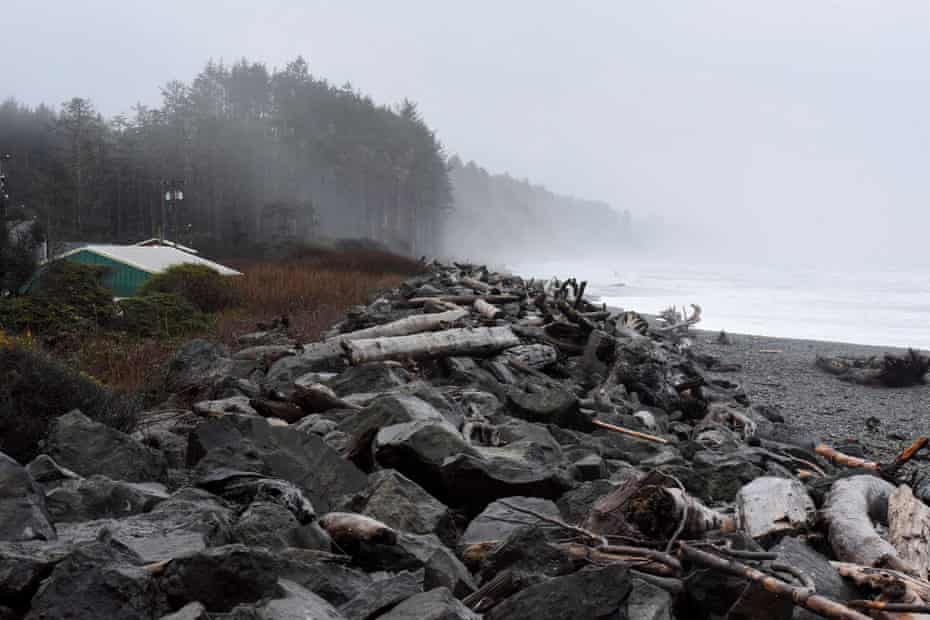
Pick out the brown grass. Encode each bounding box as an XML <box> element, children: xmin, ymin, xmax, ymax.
<box><xmin>73</xmin><ymin>247</ymin><xmax>422</xmax><ymax>393</ymax></box>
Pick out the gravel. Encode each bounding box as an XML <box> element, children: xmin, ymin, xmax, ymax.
<box><xmin>692</xmin><ymin>330</ymin><xmax>930</xmax><ymax>462</ymax></box>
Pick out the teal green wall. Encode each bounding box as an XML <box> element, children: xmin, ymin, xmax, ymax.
<box><xmin>65</xmin><ymin>250</ymin><xmax>152</xmax><ymax>297</ymax></box>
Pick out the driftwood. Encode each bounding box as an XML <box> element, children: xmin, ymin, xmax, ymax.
<box><xmin>407</xmin><ymin>294</ymin><xmax>521</xmax><ymax>307</ymax></box>
<box><xmin>821</xmin><ymin>475</ymin><xmax>918</xmax><ymax>574</ymax></box>
<box><xmin>591</xmin><ymin>419</ymin><xmax>669</xmax><ymax>445</ymax></box>
<box><xmin>626</xmin><ymin>485</ymin><xmax>737</xmax><ymax>540</ymax></box>
<box><xmin>461</xmin><ymin>275</ymin><xmax>492</xmax><ymax>294</ymax></box>
<box><xmin>343</xmin><ymin>326</ymin><xmax>520</xmax><ymax>365</ymax></box>
<box><xmin>816</xmin><ymin>349</ymin><xmax>929</xmax><ymax>387</ymax></box>
<box><xmin>474</xmin><ymin>298</ymin><xmax>501</xmax><ymax>320</ymax></box>
<box><xmin>889</xmin><ymin>484</ymin><xmax>930</xmax><ymax>580</ymax></box>
<box><xmin>291</xmin><ymin>383</ymin><xmax>360</xmax><ymax>414</ymax></box>
<box><xmin>328</xmin><ymin>309</ymin><xmax>468</xmax><ymax>341</ymax></box>
<box><xmin>834</xmin><ymin>562</ymin><xmax>930</xmax><ymax>620</ymax></box>
<box><xmin>680</xmin><ymin>543</ymin><xmax>872</xmax><ymax>620</ymax></box>
<box><xmin>496</xmin><ymin>344</ymin><xmax>558</xmax><ymax>369</ymax></box>
<box><xmin>735</xmin><ymin>477</ymin><xmax>816</xmax><ymax>544</ymax></box>
<box><xmin>815</xmin><ymin>444</ymin><xmax>881</xmax><ymax>471</ymax></box>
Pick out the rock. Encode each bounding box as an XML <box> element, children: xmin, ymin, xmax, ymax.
<box><xmin>197</xmin><ymin>469</ymin><xmax>316</xmax><ymax>523</ymax></box>
<box><xmin>193</xmin><ymin>396</ymin><xmax>258</xmax><ymax>417</ymax></box>
<box><xmin>472</xmin><ymin>526</ymin><xmax>576</xmax><ymax>581</ymax></box>
<box><xmin>327</xmin><ymin>363</ymin><xmax>413</xmax><ymax>397</ymax></box>
<box><xmin>294</xmin><ymin>414</ymin><xmax>339</xmax><ymax>436</ymax></box>
<box><xmin>505</xmin><ymin>383</ymin><xmax>589</xmax><ymax>430</ymax></box>
<box><xmin>249</xmin><ymin>398</ymin><xmax>307</xmax><ymax>424</ymax></box>
<box><xmin>662</xmin><ymin>450</ymin><xmax>765</xmax><ymax>503</ymax></box>
<box><xmin>492</xmin><ymin>418</ymin><xmax>563</xmax><ymax>466</ymax></box>
<box><xmin>161</xmin><ymin>545</ymin><xmax>372</xmax><ymax>611</ymax></box>
<box><xmin>461</xmin><ymin>497</ymin><xmax>561</xmax><ymax>545</ymax></box>
<box><xmin>572</xmin><ymin>454</ymin><xmax>608</xmax><ymax>481</ymax></box>
<box><xmin>258</xmin><ymin>578</ymin><xmax>348</xmax><ymax>619</ymax></box>
<box><xmin>238</xmin><ymin>330</ymin><xmax>295</xmax><ymax>347</ymax></box>
<box><xmin>440</xmin><ymin>453</ymin><xmax>573</xmax><ymax>514</ymax></box>
<box><xmin>44</xmin><ymin>410</ymin><xmax>168</xmax><ymax>483</ymax></box>
<box><xmin>294</xmin><ymin>371</ymin><xmax>340</xmax><ymax>390</ymax></box>
<box><xmin>159</xmin><ymin>602</ymin><xmax>207</xmax><ymax>619</ymax></box>
<box><xmin>495</xmin><ymin>344</ymin><xmax>558</xmax><ymax>369</ymax></box>
<box><xmin>0</xmin><ymin>451</ymin><xmax>56</xmax><ymax>542</ymax></box>
<box><xmin>264</xmin><ymin>342</ymin><xmax>346</xmax><ymax>397</ymax></box>
<box><xmin>166</xmin><ymin>339</ymin><xmax>254</xmax><ymax>398</ymax></box>
<box><xmin>55</xmin><ymin>488</ymin><xmax>234</xmax><ymax>563</ymax></box>
<box><xmin>339</xmin><ymin>470</ymin><xmax>454</xmax><ymax>543</ymax></box>
<box><xmin>556</xmin><ymin>480</ymin><xmax>616</xmax><ymax>525</ymax></box>
<box><xmin>24</xmin><ymin>454</ymin><xmax>80</xmax><ymax>488</ymax></box>
<box><xmin>0</xmin><ymin>541</ymin><xmax>70</xmax><ymax>608</ymax></box>
<box><xmin>374</xmin><ymin>420</ymin><xmax>478</xmax><ymax>498</ymax></box>
<box><xmin>188</xmin><ymin>415</ymin><xmax>368</xmax><ymax>512</ymax></box>
<box><xmin>233</xmin><ymin>344</ymin><xmax>297</xmax><ymax>363</ymax></box>
<box><xmin>373</xmin><ymin>587</ymin><xmax>479</xmax><ymax>620</ymax></box>
<box><xmin>232</xmin><ymin>501</ymin><xmax>301</xmax><ymax>549</ymax></box>
<box><xmin>46</xmin><ymin>475</ymin><xmax>169</xmax><ymax>522</ymax></box>
<box><xmin>25</xmin><ymin>539</ymin><xmax>168</xmax><ymax>620</ymax></box>
<box><xmin>290</xmin><ymin>521</ymin><xmax>333</xmax><ymax>552</ymax></box>
<box><xmin>338</xmin><ymin>571</ymin><xmax>423</xmax><ymax>620</ymax></box>
<box><xmin>625</xmin><ymin>577</ymin><xmax>673</xmax><ymax>620</ymax></box>
<box><xmin>771</xmin><ymin>537</ymin><xmax>860</xmax><ymax>620</ymax></box>
<box><xmin>486</xmin><ymin>564</ymin><xmax>631</xmax><ymax>620</ymax></box>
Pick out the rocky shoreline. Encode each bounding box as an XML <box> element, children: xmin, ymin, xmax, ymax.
<box><xmin>2</xmin><ymin>262</ymin><xmax>929</xmax><ymax>619</ymax></box>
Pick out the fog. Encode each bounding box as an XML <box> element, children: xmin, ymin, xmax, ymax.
<box><xmin>4</xmin><ymin>1</ymin><xmax>930</xmax><ymax>268</ymax></box>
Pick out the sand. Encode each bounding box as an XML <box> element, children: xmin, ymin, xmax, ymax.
<box><xmin>691</xmin><ymin>330</ymin><xmax>930</xmax><ymax>462</ymax></box>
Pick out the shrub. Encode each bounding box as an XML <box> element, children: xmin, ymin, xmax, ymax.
<box><xmin>0</xmin><ymin>297</ymin><xmax>96</xmax><ymax>338</ymax></box>
<box><xmin>117</xmin><ymin>293</ymin><xmax>211</xmax><ymax>338</ymax></box>
<box><xmin>0</xmin><ymin>345</ymin><xmax>139</xmax><ymax>463</ymax></box>
<box><xmin>140</xmin><ymin>263</ymin><xmax>238</xmax><ymax>313</ymax></box>
<box><xmin>30</xmin><ymin>260</ymin><xmax>116</xmax><ymax>326</ymax></box>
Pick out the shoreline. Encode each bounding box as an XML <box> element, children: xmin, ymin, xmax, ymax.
<box><xmin>690</xmin><ymin>328</ymin><xmax>929</xmax><ymax>461</ymax></box>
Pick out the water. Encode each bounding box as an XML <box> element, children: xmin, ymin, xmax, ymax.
<box><xmin>507</xmin><ymin>258</ymin><xmax>930</xmax><ymax>349</ymax></box>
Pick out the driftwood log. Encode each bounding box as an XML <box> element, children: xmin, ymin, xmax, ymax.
<box><xmin>343</xmin><ymin>326</ymin><xmax>521</xmax><ymax>365</ymax></box>
<box><xmin>626</xmin><ymin>485</ymin><xmax>737</xmax><ymax>540</ymax></box>
<box><xmin>328</xmin><ymin>309</ymin><xmax>468</xmax><ymax>341</ymax></box>
<box><xmin>407</xmin><ymin>294</ymin><xmax>521</xmax><ymax>307</ymax></box>
<box><xmin>735</xmin><ymin>477</ymin><xmax>816</xmax><ymax>544</ymax></box>
<box><xmin>889</xmin><ymin>484</ymin><xmax>930</xmax><ymax>580</ymax></box>
<box><xmin>474</xmin><ymin>298</ymin><xmax>501</xmax><ymax>320</ymax></box>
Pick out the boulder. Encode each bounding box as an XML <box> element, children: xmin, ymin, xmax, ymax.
<box><xmin>25</xmin><ymin>540</ymin><xmax>168</xmax><ymax>620</ymax></box>
<box><xmin>339</xmin><ymin>470</ymin><xmax>454</xmax><ymax>543</ymax></box>
<box><xmin>504</xmin><ymin>383</ymin><xmax>589</xmax><ymax>430</ymax></box>
<box><xmin>159</xmin><ymin>602</ymin><xmax>207</xmax><ymax>619</ymax></box>
<box><xmin>258</xmin><ymin>578</ymin><xmax>348</xmax><ymax>619</ymax></box>
<box><xmin>233</xmin><ymin>344</ymin><xmax>296</xmax><ymax>363</ymax></box>
<box><xmin>46</xmin><ymin>475</ymin><xmax>169</xmax><ymax>522</ymax></box>
<box><xmin>0</xmin><ymin>541</ymin><xmax>70</xmax><ymax>609</ymax></box>
<box><xmin>193</xmin><ymin>396</ymin><xmax>258</xmax><ymax>417</ymax></box>
<box><xmin>232</xmin><ymin>501</ymin><xmax>301</xmax><ymax>549</ymax></box>
<box><xmin>197</xmin><ymin>469</ymin><xmax>316</xmax><ymax>523</ymax></box>
<box><xmin>461</xmin><ymin>497</ymin><xmax>561</xmax><ymax>546</ymax></box>
<box><xmin>166</xmin><ymin>339</ymin><xmax>255</xmax><ymax>398</ymax></box>
<box><xmin>294</xmin><ymin>414</ymin><xmax>339</xmax><ymax>437</ymax></box>
<box><xmin>338</xmin><ymin>571</ymin><xmax>423</xmax><ymax>620</ymax></box>
<box><xmin>556</xmin><ymin>480</ymin><xmax>616</xmax><ymax>525</ymax></box>
<box><xmin>264</xmin><ymin>342</ymin><xmax>346</xmax><ymax>397</ymax></box>
<box><xmin>24</xmin><ymin>454</ymin><xmax>80</xmax><ymax>488</ymax></box>
<box><xmin>0</xmin><ymin>451</ymin><xmax>56</xmax><ymax>542</ymax></box>
<box><xmin>237</xmin><ymin>330</ymin><xmax>295</xmax><ymax>347</ymax></box>
<box><xmin>373</xmin><ymin>587</ymin><xmax>479</xmax><ymax>620</ymax></box>
<box><xmin>160</xmin><ymin>545</ymin><xmax>372</xmax><ymax>611</ymax></box>
<box><xmin>770</xmin><ymin>537</ymin><xmax>860</xmax><ymax>620</ymax></box>
<box><xmin>326</xmin><ymin>363</ymin><xmax>413</xmax><ymax>397</ymax></box>
<box><xmin>55</xmin><ymin>489</ymin><xmax>234</xmax><ymax>563</ymax></box>
<box><xmin>625</xmin><ymin>577</ymin><xmax>673</xmax><ymax>620</ymax></box>
<box><xmin>486</xmin><ymin>564</ymin><xmax>632</xmax><ymax>620</ymax></box>
<box><xmin>472</xmin><ymin>526</ymin><xmax>576</xmax><ymax>582</ymax></box>
<box><xmin>43</xmin><ymin>410</ymin><xmax>168</xmax><ymax>483</ymax></box>
<box><xmin>188</xmin><ymin>415</ymin><xmax>368</xmax><ymax>512</ymax></box>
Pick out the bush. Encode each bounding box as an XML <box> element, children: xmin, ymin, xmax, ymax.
<box><xmin>0</xmin><ymin>297</ymin><xmax>96</xmax><ymax>336</ymax></box>
<box><xmin>30</xmin><ymin>260</ymin><xmax>116</xmax><ymax>325</ymax></box>
<box><xmin>140</xmin><ymin>263</ymin><xmax>238</xmax><ymax>313</ymax></box>
<box><xmin>0</xmin><ymin>345</ymin><xmax>139</xmax><ymax>463</ymax></box>
<box><xmin>116</xmin><ymin>293</ymin><xmax>211</xmax><ymax>338</ymax></box>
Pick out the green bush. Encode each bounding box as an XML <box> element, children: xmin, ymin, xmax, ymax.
<box><xmin>117</xmin><ymin>293</ymin><xmax>211</xmax><ymax>338</ymax></box>
<box><xmin>30</xmin><ymin>260</ymin><xmax>116</xmax><ymax>326</ymax></box>
<box><xmin>0</xmin><ymin>345</ymin><xmax>139</xmax><ymax>463</ymax></box>
<box><xmin>140</xmin><ymin>263</ymin><xmax>238</xmax><ymax>313</ymax></box>
<box><xmin>0</xmin><ymin>297</ymin><xmax>95</xmax><ymax>336</ymax></box>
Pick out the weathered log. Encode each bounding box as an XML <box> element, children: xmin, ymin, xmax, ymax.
<box><xmin>496</xmin><ymin>344</ymin><xmax>558</xmax><ymax>369</ymax></box>
<box><xmin>626</xmin><ymin>485</ymin><xmax>737</xmax><ymax>540</ymax></box>
<box><xmin>815</xmin><ymin>443</ymin><xmax>881</xmax><ymax>471</ymax></box>
<box><xmin>680</xmin><ymin>543</ymin><xmax>872</xmax><ymax>620</ymax></box>
<box><xmin>822</xmin><ymin>475</ymin><xmax>917</xmax><ymax>574</ymax></box>
<box><xmin>328</xmin><ymin>309</ymin><xmax>468</xmax><ymax>341</ymax></box>
<box><xmin>735</xmin><ymin>477</ymin><xmax>816</xmax><ymax>544</ymax></box>
<box><xmin>461</xmin><ymin>276</ymin><xmax>492</xmax><ymax>294</ymax></box>
<box><xmin>889</xmin><ymin>484</ymin><xmax>930</xmax><ymax>580</ymax></box>
<box><xmin>512</xmin><ymin>324</ymin><xmax>586</xmax><ymax>355</ymax></box>
<box><xmin>591</xmin><ymin>419</ymin><xmax>669</xmax><ymax>444</ymax></box>
<box><xmin>343</xmin><ymin>326</ymin><xmax>520</xmax><ymax>365</ymax></box>
<box><xmin>407</xmin><ymin>294</ymin><xmax>521</xmax><ymax>307</ymax></box>
<box><xmin>833</xmin><ymin>562</ymin><xmax>930</xmax><ymax>602</ymax></box>
<box><xmin>474</xmin><ymin>298</ymin><xmax>501</xmax><ymax>320</ymax></box>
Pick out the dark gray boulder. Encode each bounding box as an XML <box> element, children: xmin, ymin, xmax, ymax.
<box><xmin>159</xmin><ymin>602</ymin><xmax>207</xmax><ymax>619</ymax></box>
<box><xmin>461</xmin><ymin>497</ymin><xmax>560</xmax><ymax>546</ymax></box>
<box><xmin>232</xmin><ymin>501</ymin><xmax>301</xmax><ymax>549</ymax></box>
<box><xmin>771</xmin><ymin>537</ymin><xmax>860</xmax><ymax>620</ymax></box>
<box><xmin>24</xmin><ymin>455</ymin><xmax>80</xmax><ymax>488</ymax></box>
<box><xmin>188</xmin><ymin>415</ymin><xmax>368</xmax><ymax>513</ymax></box>
<box><xmin>339</xmin><ymin>470</ymin><xmax>454</xmax><ymax>543</ymax></box>
<box><xmin>264</xmin><ymin>342</ymin><xmax>346</xmax><ymax>397</ymax></box>
<box><xmin>625</xmin><ymin>577</ymin><xmax>673</xmax><ymax>620</ymax></box>
<box><xmin>55</xmin><ymin>488</ymin><xmax>233</xmax><ymax>563</ymax></box>
<box><xmin>166</xmin><ymin>339</ymin><xmax>255</xmax><ymax>398</ymax></box>
<box><xmin>0</xmin><ymin>541</ymin><xmax>70</xmax><ymax>610</ymax></box>
<box><xmin>43</xmin><ymin>410</ymin><xmax>168</xmax><ymax>483</ymax></box>
<box><xmin>258</xmin><ymin>579</ymin><xmax>348</xmax><ymax>619</ymax></box>
<box><xmin>374</xmin><ymin>587</ymin><xmax>479</xmax><ymax>620</ymax></box>
<box><xmin>556</xmin><ymin>480</ymin><xmax>616</xmax><ymax>525</ymax></box>
<box><xmin>193</xmin><ymin>396</ymin><xmax>258</xmax><ymax>417</ymax></box>
<box><xmin>486</xmin><ymin>564</ymin><xmax>632</xmax><ymax>620</ymax></box>
<box><xmin>46</xmin><ymin>475</ymin><xmax>169</xmax><ymax>522</ymax></box>
<box><xmin>196</xmin><ymin>469</ymin><xmax>316</xmax><ymax>523</ymax></box>
<box><xmin>472</xmin><ymin>526</ymin><xmax>576</xmax><ymax>583</ymax></box>
<box><xmin>504</xmin><ymin>383</ymin><xmax>589</xmax><ymax>430</ymax></box>
<box><xmin>25</xmin><ymin>540</ymin><xmax>168</xmax><ymax>620</ymax></box>
<box><xmin>339</xmin><ymin>571</ymin><xmax>423</xmax><ymax>620</ymax></box>
<box><xmin>327</xmin><ymin>363</ymin><xmax>413</xmax><ymax>397</ymax></box>
<box><xmin>0</xmin><ymin>451</ymin><xmax>56</xmax><ymax>542</ymax></box>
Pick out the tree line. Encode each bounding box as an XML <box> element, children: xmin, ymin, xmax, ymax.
<box><xmin>0</xmin><ymin>57</ymin><xmax>451</xmax><ymax>260</ymax></box>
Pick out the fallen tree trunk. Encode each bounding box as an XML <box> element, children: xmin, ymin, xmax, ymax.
<box><xmin>735</xmin><ymin>477</ymin><xmax>816</xmax><ymax>544</ymax></box>
<box><xmin>407</xmin><ymin>294</ymin><xmax>521</xmax><ymax>307</ymax></box>
<box><xmin>889</xmin><ymin>484</ymin><xmax>930</xmax><ymax>580</ymax></box>
<box><xmin>474</xmin><ymin>298</ymin><xmax>501</xmax><ymax>320</ymax></box>
<box><xmin>822</xmin><ymin>475</ymin><xmax>917</xmax><ymax>574</ymax></box>
<box><xmin>461</xmin><ymin>276</ymin><xmax>492</xmax><ymax>294</ymax></box>
<box><xmin>626</xmin><ymin>485</ymin><xmax>737</xmax><ymax>539</ymax></box>
<box><xmin>343</xmin><ymin>326</ymin><xmax>521</xmax><ymax>365</ymax></box>
<box><xmin>328</xmin><ymin>309</ymin><xmax>468</xmax><ymax>342</ymax></box>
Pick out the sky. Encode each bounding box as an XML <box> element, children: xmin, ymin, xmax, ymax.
<box><xmin>3</xmin><ymin>0</ymin><xmax>930</xmax><ymax>267</ymax></box>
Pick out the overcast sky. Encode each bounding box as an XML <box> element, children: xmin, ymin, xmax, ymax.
<box><xmin>3</xmin><ymin>1</ymin><xmax>930</xmax><ymax>267</ymax></box>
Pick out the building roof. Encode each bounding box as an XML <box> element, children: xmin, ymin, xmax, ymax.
<box><xmin>58</xmin><ymin>245</ymin><xmax>241</xmax><ymax>276</ymax></box>
<box><xmin>134</xmin><ymin>238</ymin><xmax>199</xmax><ymax>254</ymax></box>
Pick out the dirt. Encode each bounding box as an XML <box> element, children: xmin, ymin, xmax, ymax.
<box><xmin>692</xmin><ymin>330</ymin><xmax>930</xmax><ymax>462</ymax></box>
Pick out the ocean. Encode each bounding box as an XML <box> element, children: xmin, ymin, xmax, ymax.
<box><xmin>507</xmin><ymin>258</ymin><xmax>930</xmax><ymax>350</ymax></box>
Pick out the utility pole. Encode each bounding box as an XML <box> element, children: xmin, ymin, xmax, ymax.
<box><xmin>0</xmin><ymin>153</ymin><xmax>11</xmax><ymax>227</ymax></box>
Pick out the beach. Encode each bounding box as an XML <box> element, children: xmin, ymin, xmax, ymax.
<box><xmin>693</xmin><ymin>329</ymin><xmax>930</xmax><ymax>462</ymax></box>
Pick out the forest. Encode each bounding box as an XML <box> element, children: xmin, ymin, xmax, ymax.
<box><xmin>0</xmin><ymin>56</ymin><xmax>631</xmax><ymax>277</ymax></box>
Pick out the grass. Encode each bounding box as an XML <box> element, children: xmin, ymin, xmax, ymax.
<box><xmin>69</xmin><ymin>246</ymin><xmax>423</xmax><ymax>393</ymax></box>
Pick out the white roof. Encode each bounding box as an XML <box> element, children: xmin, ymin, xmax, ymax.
<box><xmin>59</xmin><ymin>245</ymin><xmax>241</xmax><ymax>276</ymax></box>
<box><xmin>134</xmin><ymin>238</ymin><xmax>199</xmax><ymax>254</ymax></box>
